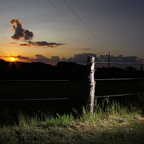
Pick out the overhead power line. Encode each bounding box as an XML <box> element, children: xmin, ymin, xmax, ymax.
<box><xmin>0</xmin><ymin>51</ymin><xmax>8</xmax><ymax>56</ymax></box>
<box><xmin>48</xmin><ymin>0</ymin><xmax>105</xmax><ymax>53</ymax></box>
<box><xmin>62</xmin><ymin>0</ymin><xmax>109</xmax><ymax>52</ymax></box>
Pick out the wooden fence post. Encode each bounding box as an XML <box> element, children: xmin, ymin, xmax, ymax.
<box><xmin>87</xmin><ymin>56</ymin><xmax>96</xmax><ymax>116</ymax></box>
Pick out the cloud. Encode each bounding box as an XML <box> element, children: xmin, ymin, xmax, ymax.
<box><xmin>19</xmin><ymin>44</ymin><xmax>30</xmax><ymax>47</ymax></box>
<box><xmin>14</xmin><ymin>55</ymin><xmax>29</xmax><ymax>59</ymax></box>
<box><xmin>35</xmin><ymin>54</ymin><xmax>50</xmax><ymax>61</ymax></box>
<box><xmin>0</xmin><ymin>55</ymin><xmax>29</xmax><ymax>60</ymax></box>
<box><xmin>67</xmin><ymin>53</ymin><xmax>97</xmax><ymax>63</ymax></box>
<box><xmin>34</xmin><ymin>54</ymin><xmax>61</xmax><ymax>63</ymax></box>
<box><xmin>8</xmin><ymin>42</ymin><xmax>19</xmax><ymax>45</ymax></box>
<box><xmin>99</xmin><ymin>55</ymin><xmax>108</xmax><ymax>62</ymax></box>
<box><xmin>137</xmin><ymin>58</ymin><xmax>143</xmax><ymax>62</ymax></box>
<box><xmin>8</xmin><ymin>42</ymin><xmax>30</xmax><ymax>47</ymax></box>
<box><xmin>32</xmin><ymin>53</ymin><xmax>143</xmax><ymax>66</ymax></box>
<box><xmin>98</xmin><ymin>54</ymin><xmax>141</xmax><ymax>63</ymax></box>
<box><xmin>51</xmin><ymin>56</ymin><xmax>60</xmax><ymax>61</ymax></box>
<box><xmin>9</xmin><ymin>19</ymin><xmax>33</xmax><ymax>41</ymax></box>
<box><xmin>27</xmin><ymin>41</ymin><xmax>64</xmax><ymax>48</ymax></box>
<box><xmin>24</xmin><ymin>30</ymin><xmax>34</xmax><ymax>41</ymax></box>
<box><xmin>67</xmin><ymin>48</ymin><xmax>90</xmax><ymax>51</ymax></box>
<box><xmin>8</xmin><ymin>19</ymin><xmax>64</xmax><ymax>48</ymax></box>
<box><xmin>63</xmin><ymin>53</ymin><xmax>143</xmax><ymax>64</ymax></box>
<box><xmin>120</xmin><ymin>56</ymin><xmax>138</xmax><ymax>62</ymax></box>
<box><xmin>9</xmin><ymin>41</ymin><xmax>64</xmax><ymax>48</ymax></box>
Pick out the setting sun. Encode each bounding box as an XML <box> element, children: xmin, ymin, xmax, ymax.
<box><xmin>11</xmin><ymin>57</ymin><xmax>15</xmax><ymax>61</ymax></box>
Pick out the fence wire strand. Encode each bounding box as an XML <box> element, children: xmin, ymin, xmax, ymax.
<box><xmin>95</xmin><ymin>78</ymin><xmax>144</xmax><ymax>81</ymax></box>
<box><xmin>0</xmin><ymin>98</ymin><xmax>69</xmax><ymax>102</ymax></box>
<box><xmin>95</xmin><ymin>62</ymin><xmax>143</xmax><ymax>65</ymax></box>
<box><xmin>0</xmin><ymin>80</ymin><xmax>69</xmax><ymax>82</ymax></box>
<box><xmin>95</xmin><ymin>93</ymin><xmax>139</xmax><ymax>98</ymax></box>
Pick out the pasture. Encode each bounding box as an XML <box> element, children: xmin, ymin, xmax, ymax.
<box><xmin>0</xmin><ymin>80</ymin><xmax>144</xmax><ymax>143</ymax></box>
<box><xmin>0</xmin><ymin>80</ymin><xmax>144</xmax><ymax>116</ymax></box>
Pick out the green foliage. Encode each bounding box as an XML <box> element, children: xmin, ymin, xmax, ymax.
<box><xmin>137</xmin><ymin>92</ymin><xmax>144</xmax><ymax>113</ymax></box>
<box><xmin>37</xmin><ymin>113</ymin><xmax>75</xmax><ymax>128</ymax></box>
<box><xmin>0</xmin><ymin>96</ymin><xmax>144</xmax><ymax>144</ymax></box>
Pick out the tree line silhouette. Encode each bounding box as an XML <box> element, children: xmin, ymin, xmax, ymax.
<box><xmin>0</xmin><ymin>59</ymin><xmax>143</xmax><ymax>80</ymax></box>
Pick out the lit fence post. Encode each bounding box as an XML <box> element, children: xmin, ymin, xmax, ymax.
<box><xmin>87</xmin><ymin>56</ymin><xmax>96</xmax><ymax>116</ymax></box>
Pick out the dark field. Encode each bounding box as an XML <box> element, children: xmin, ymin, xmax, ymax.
<box><xmin>0</xmin><ymin>80</ymin><xmax>144</xmax><ymax>119</ymax></box>
<box><xmin>0</xmin><ymin>81</ymin><xmax>88</xmax><ymax>99</ymax></box>
<box><xmin>0</xmin><ymin>81</ymin><xmax>89</xmax><ymax>120</ymax></box>
<box><xmin>96</xmin><ymin>80</ymin><xmax>144</xmax><ymax>96</ymax></box>
<box><xmin>0</xmin><ymin>80</ymin><xmax>143</xmax><ymax>98</ymax></box>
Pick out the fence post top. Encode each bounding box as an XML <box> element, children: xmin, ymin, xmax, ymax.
<box><xmin>87</xmin><ymin>56</ymin><xmax>95</xmax><ymax>63</ymax></box>
<box><xmin>88</xmin><ymin>56</ymin><xmax>95</xmax><ymax>59</ymax></box>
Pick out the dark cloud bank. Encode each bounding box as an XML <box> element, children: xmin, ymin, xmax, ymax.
<box><xmin>14</xmin><ymin>53</ymin><xmax>143</xmax><ymax>65</ymax></box>
<box><xmin>9</xmin><ymin>19</ymin><xmax>64</xmax><ymax>48</ymax></box>
<box><xmin>19</xmin><ymin>41</ymin><xmax>63</xmax><ymax>48</ymax></box>
<box><xmin>1</xmin><ymin>53</ymin><xmax>143</xmax><ymax>70</ymax></box>
<box><xmin>28</xmin><ymin>53</ymin><xmax>143</xmax><ymax>70</ymax></box>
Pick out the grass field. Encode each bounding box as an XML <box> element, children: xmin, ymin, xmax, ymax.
<box><xmin>0</xmin><ymin>80</ymin><xmax>144</xmax><ymax>116</ymax></box>
<box><xmin>0</xmin><ymin>98</ymin><xmax>144</xmax><ymax>144</ymax></box>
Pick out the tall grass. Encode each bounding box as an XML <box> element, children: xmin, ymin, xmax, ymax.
<box><xmin>80</xmin><ymin>97</ymin><xmax>142</xmax><ymax>125</ymax></box>
<box><xmin>0</xmin><ymin>94</ymin><xmax>144</xmax><ymax>144</ymax></box>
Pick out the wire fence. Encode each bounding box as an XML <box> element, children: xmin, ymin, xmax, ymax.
<box><xmin>94</xmin><ymin>61</ymin><xmax>144</xmax><ymax>98</ymax></box>
<box><xmin>95</xmin><ymin>93</ymin><xmax>139</xmax><ymax>98</ymax></box>
<box><xmin>95</xmin><ymin>78</ymin><xmax>144</xmax><ymax>81</ymax></box>
<box><xmin>95</xmin><ymin>62</ymin><xmax>143</xmax><ymax>65</ymax></box>
<box><xmin>0</xmin><ymin>79</ymin><xmax>69</xmax><ymax>102</ymax></box>
<box><xmin>0</xmin><ymin>80</ymin><xmax>69</xmax><ymax>82</ymax></box>
<box><xmin>0</xmin><ymin>98</ymin><xmax>69</xmax><ymax>102</ymax></box>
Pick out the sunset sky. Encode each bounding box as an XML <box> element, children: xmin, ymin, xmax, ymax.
<box><xmin>0</xmin><ymin>0</ymin><xmax>144</xmax><ymax>64</ymax></box>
